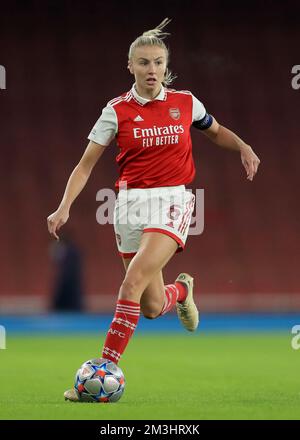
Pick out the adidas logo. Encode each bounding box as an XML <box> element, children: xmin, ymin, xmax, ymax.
<box><xmin>133</xmin><ymin>115</ymin><xmax>144</xmax><ymax>122</ymax></box>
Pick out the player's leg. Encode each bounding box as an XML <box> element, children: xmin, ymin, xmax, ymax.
<box><xmin>122</xmin><ymin>256</ymin><xmax>190</xmax><ymax>319</ymax></box>
<box><xmin>142</xmin><ymin>188</ymin><xmax>199</xmax><ymax>330</ymax></box>
<box><xmin>64</xmin><ymin>233</ymin><xmax>177</xmax><ymax>402</ymax></box>
<box><xmin>122</xmin><ymin>256</ymin><xmax>165</xmax><ymax>319</ymax></box>
<box><xmin>118</xmin><ymin>231</ymin><xmax>177</xmax><ymax>301</ymax></box>
<box><xmin>101</xmin><ymin>232</ymin><xmax>179</xmax><ymax>364</ymax></box>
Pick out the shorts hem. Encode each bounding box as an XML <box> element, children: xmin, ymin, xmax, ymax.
<box><xmin>118</xmin><ymin>251</ymin><xmax>137</xmax><ymax>258</ymax></box>
<box><xmin>143</xmin><ymin>228</ymin><xmax>185</xmax><ymax>251</ymax></box>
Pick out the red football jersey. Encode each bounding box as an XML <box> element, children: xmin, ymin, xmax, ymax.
<box><xmin>88</xmin><ymin>85</ymin><xmax>207</xmax><ymax>189</ymax></box>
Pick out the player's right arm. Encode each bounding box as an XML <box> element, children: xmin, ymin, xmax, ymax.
<box><xmin>47</xmin><ymin>141</ymin><xmax>106</xmax><ymax>240</ymax></box>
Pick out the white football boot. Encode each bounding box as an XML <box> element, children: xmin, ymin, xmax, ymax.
<box><xmin>64</xmin><ymin>388</ymin><xmax>80</xmax><ymax>402</ymax></box>
<box><xmin>175</xmin><ymin>273</ymin><xmax>199</xmax><ymax>332</ymax></box>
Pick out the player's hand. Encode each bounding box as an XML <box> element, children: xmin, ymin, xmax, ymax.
<box><xmin>240</xmin><ymin>144</ymin><xmax>261</xmax><ymax>181</ymax></box>
<box><xmin>47</xmin><ymin>208</ymin><xmax>69</xmax><ymax>241</ymax></box>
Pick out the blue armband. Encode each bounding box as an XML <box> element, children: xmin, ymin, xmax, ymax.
<box><xmin>192</xmin><ymin>113</ymin><xmax>213</xmax><ymax>130</ymax></box>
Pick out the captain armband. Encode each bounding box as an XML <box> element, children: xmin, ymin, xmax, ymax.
<box><xmin>192</xmin><ymin>113</ymin><xmax>213</xmax><ymax>130</ymax></box>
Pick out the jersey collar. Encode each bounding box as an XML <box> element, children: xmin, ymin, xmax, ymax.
<box><xmin>131</xmin><ymin>83</ymin><xmax>166</xmax><ymax>106</ymax></box>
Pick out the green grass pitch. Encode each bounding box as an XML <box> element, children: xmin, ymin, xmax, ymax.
<box><xmin>0</xmin><ymin>333</ymin><xmax>299</xmax><ymax>420</ymax></box>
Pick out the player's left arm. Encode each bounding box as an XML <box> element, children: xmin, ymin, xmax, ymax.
<box><xmin>196</xmin><ymin>116</ymin><xmax>261</xmax><ymax>181</ymax></box>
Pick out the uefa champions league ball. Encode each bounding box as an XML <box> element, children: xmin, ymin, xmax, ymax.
<box><xmin>74</xmin><ymin>358</ymin><xmax>125</xmax><ymax>403</ymax></box>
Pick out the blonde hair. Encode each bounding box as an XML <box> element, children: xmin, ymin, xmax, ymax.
<box><xmin>128</xmin><ymin>18</ymin><xmax>177</xmax><ymax>87</ymax></box>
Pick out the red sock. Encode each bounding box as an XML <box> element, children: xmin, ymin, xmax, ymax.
<box><xmin>160</xmin><ymin>282</ymin><xmax>187</xmax><ymax>316</ymax></box>
<box><xmin>175</xmin><ymin>281</ymin><xmax>188</xmax><ymax>302</ymax></box>
<box><xmin>102</xmin><ymin>299</ymin><xmax>140</xmax><ymax>364</ymax></box>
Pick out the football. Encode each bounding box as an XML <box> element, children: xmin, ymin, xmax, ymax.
<box><xmin>74</xmin><ymin>358</ymin><xmax>125</xmax><ymax>403</ymax></box>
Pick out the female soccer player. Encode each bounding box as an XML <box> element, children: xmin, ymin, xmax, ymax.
<box><xmin>47</xmin><ymin>18</ymin><xmax>260</xmax><ymax>401</ymax></box>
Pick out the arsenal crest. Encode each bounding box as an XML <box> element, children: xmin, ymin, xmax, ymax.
<box><xmin>169</xmin><ymin>108</ymin><xmax>180</xmax><ymax>120</ymax></box>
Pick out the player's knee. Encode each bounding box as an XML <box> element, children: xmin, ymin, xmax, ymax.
<box><xmin>141</xmin><ymin>305</ymin><xmax>161</xmax><ymax>320</ymax></box>
<box><xmin>119</xmin><ymin>275</ymin><xmax>144</xmax><ymax>300</ymax></box>
<box><xmin>143</xmin><ymin>311</ymin><xmax>160</xmax><ymax>320</ymax></box>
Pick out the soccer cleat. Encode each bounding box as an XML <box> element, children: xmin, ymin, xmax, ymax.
<box><xmin>175</xmin><ymin>273</ymin><xmax>199</xmax><ymax>332</ymax></box>
<box><xmin>64</xmin><ymin>388</ymin><xmax>80</xmax><ymax>402</ymax></box>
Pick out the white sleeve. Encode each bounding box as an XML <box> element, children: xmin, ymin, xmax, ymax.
<box><xmin>191</xmin><ymin>94</ymin><xmax>207</xmax><ymax>122</ymax></box>
<box><xmin>87</xmin><ymin>105</ymin><xmax>118</xmax><ymax>146</ymax></box>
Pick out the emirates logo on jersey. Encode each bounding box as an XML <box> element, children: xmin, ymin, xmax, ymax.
<box><xmin>169</xmin><ymin>108</ymin><xmax>181</xmax><ymax>120</ymax></box>
<box><xmin>132</xmin><ymin>124</ymin><xmax>184</xmax><ymax>147</ymax></box>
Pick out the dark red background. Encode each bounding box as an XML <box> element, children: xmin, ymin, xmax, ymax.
<box><xmin>0</xmin><ymin>0</ymin><xmax>299</xmax><ymax>311</ymax></box>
